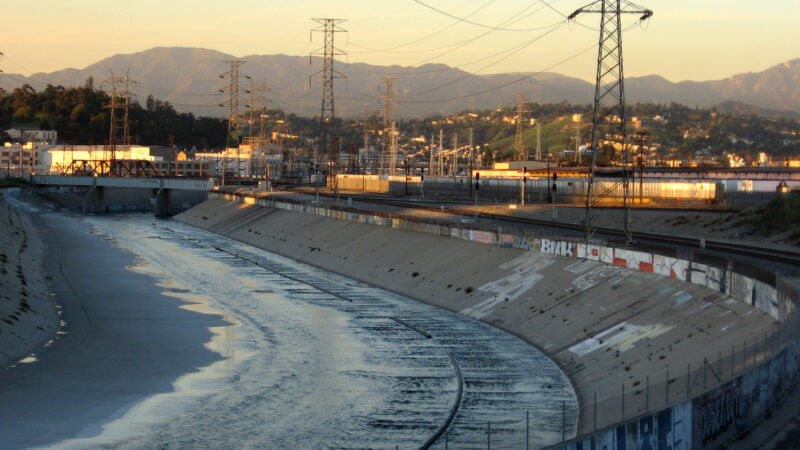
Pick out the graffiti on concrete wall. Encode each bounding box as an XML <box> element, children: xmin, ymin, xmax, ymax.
<box><xmin>541</xmin><ymin>238</ymin><xmax>576</xmax><ymax>257</ymax></box>
<box><xmin>691</xmin><ymin>338</ymin><xmax>800</xmax><ymax>448</ymax></box>
<box><xmin>499</xmin><ymin>233</ymin><xmax>515</xmax><ymax>248</ymax></box>
<box><xmin>513</xmin><ymin>235</ymin><xmax>540</xmax><ymax>251</ymax></box>
<box><xmin>475</xmin><ymin>230</ymin><xmax>497</xmax><ymax>245</ymax></box>
<box><xmin>569</xmin><ymin>401</ymin><xmax>691</xmax><ymax>450</ymax></box>
<box><xmin>695</xmin><ymin>379</ymin><xmax>747</xmax><ymax>444</ymax></box>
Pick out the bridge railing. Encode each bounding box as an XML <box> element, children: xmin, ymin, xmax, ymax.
<box><xmin>30</xmin><ymin>175</ymin><xmax>213</xmax><ymax>191</ymax></box>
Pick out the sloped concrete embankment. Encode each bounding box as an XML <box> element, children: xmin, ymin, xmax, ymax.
<box><xmin>175</xmin><ymin>196</ymin><xmax>794</xmax><ymax>446</ymax></box>
<box><xmin>0</xmin><ymin>194</ymin><xmax>58</xmax><ymax>367</ymax></box>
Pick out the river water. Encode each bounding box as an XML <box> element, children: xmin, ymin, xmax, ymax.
<box><xmin>54</xmin><ymin>214</ymin><xmax>576</xmax><ymax>449</ymax></box>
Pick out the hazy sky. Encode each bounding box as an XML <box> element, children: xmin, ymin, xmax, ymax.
<box><xmin>3</xmin><ymin>0</ymin><xmax>799</xmax><ymax>82</ymax></box>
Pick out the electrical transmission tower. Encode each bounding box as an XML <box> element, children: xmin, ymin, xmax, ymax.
<box><xmin>105</xmin><ymin>69</ymin><xmax>133</xmax><ymax>168</ymax></box>
<box><xmin>219</xmin><ymin>60</ymin><xmax>247</xmax><ymax>148</ymax></box>
<box><xmin>514</xmin><ymin>93</ymin><xmax>528</xmax><ymax>161</ymax></box>
<box><xmin>310</xmin><ymin>18</ymin><xmax>347</xmax><ymax>195</ymax></box>
<box><xmin>380</xmin><ymin>77</ymin><xmax>395</xmax><ymax>174</ymax></box>
<box><xmin>569</xmin><ymin>1</ymin><xmax>652</xmax><ymax>244</ymax></box>
<box><xmin>245</xmin><ymin>79</ymin><xmax>269</xmax><ymax>144</ymax></box>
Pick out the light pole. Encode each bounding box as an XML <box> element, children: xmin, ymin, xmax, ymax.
<box><xmin>404</xmin><ymin>157</ymin><xmax>409</xmax><ymax>196</ymax></box>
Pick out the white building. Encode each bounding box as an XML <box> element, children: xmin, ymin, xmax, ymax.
<box><xmin>5</xmin><ymin>129</ymin><xmax>57</xmax><ymax>144</ymax></box>
<box><xmin>0</xmin><ymin>142</ymin><xmax>55</xmax><ymax>176</ymax></box>
<box><xmin>195</xmin><ymin>144</ymin><xmax>284</xmax><ymax>178</ymax></box>
<box><xmin>43</xmin><ymin>145</ymin><xmax>157</xmax><ymax>174</ymax></box>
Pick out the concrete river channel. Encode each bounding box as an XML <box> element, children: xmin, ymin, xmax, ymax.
<box><xmin>39</xmin><ymin>213</ymin><xmax>577</xmax><ymax>448</ymax></box>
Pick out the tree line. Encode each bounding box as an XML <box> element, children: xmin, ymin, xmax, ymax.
<box><xmin>0</xmin><ymin>78</ymin><xmax>228</xmax><ymax>149</ymax></box>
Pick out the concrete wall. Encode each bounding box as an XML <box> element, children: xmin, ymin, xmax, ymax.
<box><xmin>218</xmin><ymin>191</ymin><xmax>786</xmax><ymax>322</ymax></box>
<box><xmin>212</xmin><ymin>192</ymin><xmax>799</xmax><ymax>448</ymax></box>
<box><xmin>563</xmin><ymin>328</ymin><xmax>800</xmax><ymax>450</ymax></box>
<box><xmin>0</xmin><ymin>191</ymin><xmax>59</xmax><ymax>368</ymax></box>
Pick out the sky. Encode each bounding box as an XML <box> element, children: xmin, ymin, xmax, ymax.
<box><xmin>3</xmin><ymin>0</ymin><xmax>800</xmax><ymax>83</ymax></box>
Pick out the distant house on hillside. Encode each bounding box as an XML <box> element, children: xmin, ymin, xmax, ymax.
<box><xmin>5</xmin><ymin>129</ymin><xmax>57</xmax><ymax>144</ymax></box>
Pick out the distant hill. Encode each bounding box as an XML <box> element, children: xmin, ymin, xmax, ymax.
<box><xmin>712</xmin><ymin>100</ymin><xmax>800</xmax><ymax>120</ymax></box>
<box><xmin>625</xmin><ymin>59</ymin><xmax>800</xmax><ymax>116</ymax></box>
<box><xmin>5</xmin><ymin>47</ymin><xmax>800</xmax><ymax>119</ymax></box>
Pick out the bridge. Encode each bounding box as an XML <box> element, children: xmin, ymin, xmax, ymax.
<box><xmin>31</xmin><ymin>175</ymin><xmax>212</xmax><ymax>216</ymax></box>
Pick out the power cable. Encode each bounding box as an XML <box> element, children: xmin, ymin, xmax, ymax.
<box><xmin>411</xmin><ymin>0</ymin><xmax>573</xmax><ymax>32</ymax></box>
<box><xmin>398</xmin><ymin>20</ymin><xmax>567</xmax><ymax>98</ymax></box>
<box><xmin>345</xmin><ymin>0</ymin><xmax>498</xmax><ymax>54</ymax></box>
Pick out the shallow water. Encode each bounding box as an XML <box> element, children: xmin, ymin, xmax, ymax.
<box><xmin>56</xmin><ymin>214</ymin><xmax>576</xmax><ymax>448</ymax></box>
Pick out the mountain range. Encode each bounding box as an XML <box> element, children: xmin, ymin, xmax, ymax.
<box><xmin>6</xmin><ymin>47</ymin><xmax>800</xmax><ymax>119</ymax></box>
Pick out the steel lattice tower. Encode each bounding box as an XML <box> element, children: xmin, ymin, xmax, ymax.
<box><xmin>105</xmin><ymin>69</ymin><xmax>133</xmax><ymax>164</ymax></box>
<box><xmin>219</xmin><ymin>60</ymin><xmax>246</xmax><ymax>148</ymax></box>
<box><xmin>310</xmin><ymin>18</ymin><xmax>347</xmax><ymax>195</ymax></box>
<box><xmin>570</xmin><ymin>1</ymin><xmax>652</xmax><ymax>244</ymax></box>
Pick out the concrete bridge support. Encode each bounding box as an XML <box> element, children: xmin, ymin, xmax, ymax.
<box><xmin>154</xmin><ymin>188</ymin><xmax>169</xmax><ymax>217</ymax></box>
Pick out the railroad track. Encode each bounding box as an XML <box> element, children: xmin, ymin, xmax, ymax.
<box><xmin>285</xmin><ymin>188</ymin><xmax>800</xmax><ymax>267</ymax></box>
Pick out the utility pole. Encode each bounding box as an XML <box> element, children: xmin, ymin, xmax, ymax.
<box><xmin>574</xmin><ymin>114</ymin><xmax>582</xmax><ymax>163</ymax></box>
<box><xmin>536</xmin><ymin>120</ymin><xmax>542</xmax><ymax>160</ymax></box>
<box><xmin>570</xmin><ymin>0</ymin><xmax>652</xmax><ymax>244</ymax></box>
<box><xmin>357</xmin><ymin>104</ymin><xmax>370</xmax><ymax>174</ymax></box>
<box><xmin>438</xmin><ymin>129</ymin><xmax>443</xmax><ymax>176</ymax></box>
<box><xmin>428</xmin><ymin>132</ymin><xmax>434</xmax><ymax>176</ymax></box>
<box><xmin>390</xmin><ymin>121</ymin><xmax>397</xmax><ymax>175</ymax></box>
<box><xmin>106</xmin><ymin>70</ymin><xmax>117</xmax><ymax>165</ymax></box>
<box><xmin>219</xmin><ymin>60</ymin><xmax>247</xmax><ymax>148</ymax></box>
<box><xmin>634</xmin><ymin>130</ymin><xmax>650</xmax><ymax>204</ymax></box>
<box><xmin>257</xmin><ymin>80</ymin><xmax>270</xmax><ymax>145</ymax></box>
<box><xmin>469</xmin><ymin>127</ymin><xmax>474</xmax><ymax>198</ymax></box>
<box><xmin>452</xmin><ymin>133</ymin><xmax>458</xmax><ymax>176</ymax></box>
<box><xmin>380</xmin><ymin>77</ymin><xmax>394</xmax><ymax>175</ymax></box>
<box><xmin>244</xmin><ymin>78</ymin><xmax>264</xmax><ymax>140</ymax></box>
<box><xmin>514</xmin><ymin>93</ymin><xmax>528</xmax><ymax>161</ymax></box>
<box><xmin>310</xmin><ymin>18</ymin><xmax>347</xmax><ymax>198</ymax></box>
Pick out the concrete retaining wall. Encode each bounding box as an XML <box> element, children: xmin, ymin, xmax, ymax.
<box><xmin>210</xmin><ymin>191</ymin><xmax>799</xmax><ymax>448</ymax></box>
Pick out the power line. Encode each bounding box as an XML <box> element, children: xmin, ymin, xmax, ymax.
<box><xmin>411</xmin><ymin>0</ymin><xmax>568</xmax><ymax>32</ymax></box>
<box><xmin>401</xmin><ymin>20</ymin><xmax>567</xmax><ymax>97</ymax></box>
<box><xmin>348</xmin><ymin>0</ymin><xmax>498</xmax><ymax>54</ymax></box>
<box><xmin>346</xmin><ymin>0</ymin><xmax>566</xmax><ymax>78</ymax></box>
